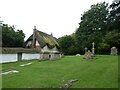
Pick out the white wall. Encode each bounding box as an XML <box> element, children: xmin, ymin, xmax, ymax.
<box><xmin>35</xmin><ymin>40</ymin><xmax>40</xmax><ymax>46</ymax></box>
<box><xmin>26</xmin><ymin>41</ymin><xmax>32</xmax><ymax>47</ymax></box>
<box><xmin>41</xmin><ymin>45</ymin><xmax>59</xmax><ymax>53</ymax></box>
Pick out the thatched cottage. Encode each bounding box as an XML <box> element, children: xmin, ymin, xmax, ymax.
<box><xmin>25</xmin><ymin>26</ymin><xmax>63</xmax><ymax>60</ymax></box>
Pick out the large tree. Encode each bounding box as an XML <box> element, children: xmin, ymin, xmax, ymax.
<box><xmin>108</xmin><ymin>0</ymin><xmax>120</xmax><ymax>32</ymax></box>
<box><xmin>75</xmin><ymin>2</ymin><xmax>109</xmax><ymax>54</ymax></box>
<box><xmin>2</xmin><ymin>23</ymin><xmax>25</xmax><ymax>47</ymax></box>
<box><xmin>106</xmin><ymin>0</ymin><xmax>120</xmax><ymax>52</ymax></box>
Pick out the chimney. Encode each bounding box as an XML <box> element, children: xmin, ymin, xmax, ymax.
<box><xmin>32</xmin><ymin>26</ymin><xmax>36</xmax><ymax>48</ymax></box>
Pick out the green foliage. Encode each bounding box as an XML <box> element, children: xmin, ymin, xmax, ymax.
<box><xmin>98</xmin><ymin>43</ymin><xmax>110</xmax><ymax>54</ymax></box>
<box><xmin>103</xmin><ymin>31</ymin><xmax>120</xmax><ymax>51</ymax></box>
<box><xmin>2</xmin><ymin>55</ymin><xmax>118</xmax><ymax>88</ymax></box>
<box><xmin>109</xmin><ymin>1</ymin><xmax>120</xmax><ymax>31</ymax></box>
<box><xmin>2</xmin><ymin>24</ymin><xmax>25</xmax><ymax>47</ymax></box>
<box><xmin>80</xmin><ymin>2</ymin><xmax>108</xmax><ymax>33</ymax></box>
<box><xmin>59</xmin><ymin>1</ymin><xmax>119</xmax><ymax>55</ymax></box>
<box><xmin>58</xmin><ymin>35</ymin><xmax>76</xmax><ymax>55</ymax></box>
<box><xmin>75</xmin><ymin>2</ymin><xmax>109</xmax><ymax>53</ymax></box>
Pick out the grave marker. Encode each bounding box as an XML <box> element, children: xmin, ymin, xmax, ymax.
<box><xmin>111</xmin><ymin>47</ymin><xmax>118</xmax><ymax>55</ymax></box>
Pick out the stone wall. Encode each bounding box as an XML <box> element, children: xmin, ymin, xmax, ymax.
<box><xmin>50</xmin><ymin>54</ymin><xmax>61</xmax><ymax>60</ymax></box>
<box><xmin>40</xmin><ymin>53</ymin><xmax>50</xmax><ymax>60</ymax></box>
<box><xmin>39</xmin><ymin>52</ymin><xmax>62</xmax><ymax>61</ymax></box>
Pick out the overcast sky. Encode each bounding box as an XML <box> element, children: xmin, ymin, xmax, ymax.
<box><xmin>0</xmin><ymin>0</ymin><xmax>113</xmax><ymax>40</ymax></box>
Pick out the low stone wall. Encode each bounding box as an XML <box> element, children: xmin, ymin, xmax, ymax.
<box><xmin>40</xmin><ymin>53</ymin><xmax>50</xmax><ymax>60</ymax></box>
<box><xmin>2</xmin><ymin>47</ymin><xmax>40</xmax><ymax>53</ymax></box>
<box><xmin>50</xmin><ymin>54</ymin><xmax>61</xmax><ymax>60</ymax></box>
<box><xmin>39</xmin><ymin>52</ymin><xmax>63</xmax><ymax>61</ymax></box>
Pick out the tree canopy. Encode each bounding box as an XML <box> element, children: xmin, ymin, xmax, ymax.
<box><xmin>58</xmin><ymin>1</ymin><xmax>120</xmax><ymax>55</ymax></box>
<box><xmin>1</xmin><ymin>23</ymin><xmax>25</xmax><ymax>47</ymax></box>
<box><xmin>75</xmin><ymin>2</ymin><xmax>109</xmax><ymax>54</ymax></box>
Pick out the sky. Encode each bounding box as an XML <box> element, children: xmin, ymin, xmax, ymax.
<box><xmin>0</xmin><ymin>0</ymin><xmax>113</xmax><ymax>40</ymax></box>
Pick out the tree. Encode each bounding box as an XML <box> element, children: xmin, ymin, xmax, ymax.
<box><xmin>103</xmin><ymin>30</ymin><xmax>120</xmax><ymax>50</ymax></box>
<box><xmin>58</xmin><ymin>35</ymin><xmax>76</xmax><ymax>55</ymax></box>
<box><xmin>108</xmin><ymin>0</ymin><xmax>120</xmax><ymax>32</ymax></box>
<box><xmin>97</xmin><ymin>42</ymin><xmax>110</xmax><ymax>54</ymax></box>
<box><xmin>58</xmin><ymin>1</ymin><xmax>119</xmax><ymax>55</ymax></box>
<box><xmin>15</xmin><ymin>30</ymin><xmax>25</xmax><ymax>47</ymax></box>
<box><xmin>75</xmin><ymin>2</ymin><xmax>109</xmax><ymax>54</ymax></box>
<box><xmin>2</xmin><ymin>23</ymin><xmax>25</xmax><ymax>47</ymax></box>
<box><xmin>105</xmin><ymin>0</ymin><xmax>120</xmax><ymax>52</ymax></box>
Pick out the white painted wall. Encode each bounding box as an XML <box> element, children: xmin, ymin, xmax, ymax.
<box><xmin>35</xmin><ymin>40</ymin><xmax>40</xmax><ymax>46</ymax></box>
<box><xmin>41</xmin><ymin>45</ymin><xmax>59</xmax><ymax>53</ymax></box>
<box><xmin>26</xmin><ymin>41</ymin><xmax>32</xmax><ymax>47</ymax></box>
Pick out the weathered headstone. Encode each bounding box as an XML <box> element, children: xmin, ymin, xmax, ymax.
<box><xmin>84</xmin><ymin>50</ymin><xmax>93</xmax><ymax>60</ymax></box>
<box><xmin>111</xmin><ymin>47</ymin><xmax>118</xmax><ymax>55</ymax></box>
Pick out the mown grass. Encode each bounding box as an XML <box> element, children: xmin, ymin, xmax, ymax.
<box><xmin>2</xmin><ymin>55</ymin><xmax>118</xmax><ymax>88</ymax></box>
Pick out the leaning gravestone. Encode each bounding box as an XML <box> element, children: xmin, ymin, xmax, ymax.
<box><xmin>111</xmin><ymin>47</ymin><xmax>118</xmax><ymax>55</ymax></box>
<box><xmin>84</xmin><ymin>50</ymin><xmax>93</xmax><ymax>60</ymax></box>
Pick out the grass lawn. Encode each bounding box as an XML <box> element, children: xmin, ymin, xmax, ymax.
<box><xmin>2</xmin><ymin>55</ymin><xmax>118</xmax><ymax>88</ymax></box>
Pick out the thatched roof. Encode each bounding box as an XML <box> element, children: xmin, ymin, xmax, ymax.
<box><xmin>25</xmin><ymin>30</ymin><xmax>60</xmax><ymax>49</ymax></box>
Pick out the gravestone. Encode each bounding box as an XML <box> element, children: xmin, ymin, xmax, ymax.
<box><xmin>84</xmin><ymin>50</ymin><xmax>93</xmax><ymax>60</ymax></box>
<box><xmin>111</xmin><ymin>47</ymin><xmax>118</xmax><ymax>55</ymax></box>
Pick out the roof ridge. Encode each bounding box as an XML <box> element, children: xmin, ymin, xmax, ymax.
<box><xmin>36</xmin><ymin>30</ymin><xmax>51</xmax><ymax>36</ymax></box>
<box><xmin>36</xmin><ymin>30</ymin><xmax>58</xmax><ymax>40</ymax></box>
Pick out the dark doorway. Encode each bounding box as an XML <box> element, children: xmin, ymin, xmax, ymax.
<box><xmin>49</xmin><ymin>54</ymin><xmax>51</xmax><ymax>60</ymax></box>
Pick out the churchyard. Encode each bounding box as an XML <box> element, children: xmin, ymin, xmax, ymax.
<box><xmin>2</xmin><ymin>55</ymin><xmax>118</xmax><ymax>88</ymax></box>
<box><xmin>1</xmin><ymin>1</ymin><xmax>119</xmax><ymax>88</ymax></box>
